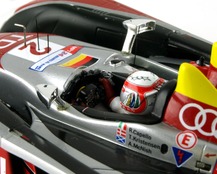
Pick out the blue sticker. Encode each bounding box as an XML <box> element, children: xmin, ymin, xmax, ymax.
<box><xmin>172</xmin><ymin>147</ymin><xmax>193</xmax><ymax>167</ymax></box>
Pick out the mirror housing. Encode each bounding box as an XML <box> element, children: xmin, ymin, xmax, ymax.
<box><xmin>122</xmin><ymin>19</ymin><xmax>156</xmax><ymax>54</ymax></box>
<box><xmin>36</xmin><ymin>84</ymin><xmax>68</xmax><ymax>110</ymax></box>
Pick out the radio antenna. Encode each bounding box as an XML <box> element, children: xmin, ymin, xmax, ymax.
<box><xmin>36</xmin><ymin>20</ymin><xmax>40</xmax><ymax>51</ymax></box>
<box><xmin>14</xmin><ymin>23</ymin><xmax>26</xmax><ymax>47</ymax></box>
<box><xmin>47</xmin><ymin>34</ymin><xmax>50</xmax><ymax>53</ymax></box>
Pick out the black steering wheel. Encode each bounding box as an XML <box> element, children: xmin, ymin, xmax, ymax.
<box><xmin>61</xmin><ymin>69</ymin><xmax>111</xmax><ymax>107</ymax></box>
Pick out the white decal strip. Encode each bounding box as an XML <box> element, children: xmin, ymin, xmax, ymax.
<box><xmin>0</xmin><ymin>157</ymin><xmax>6</xmax><ymax>174</ymax></box>
<box><xmin>9</xmin><ymin>38</ymin><xmax>64</xmax><ymax>62</ymax></box>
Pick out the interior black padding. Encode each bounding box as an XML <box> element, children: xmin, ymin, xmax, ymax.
<box><xmin>71</xmin><ymin>71</ymin><xmax>177</xmax><ymax>124</ymax></box>
<box><xmin>1</xmin><ymin>3</ymin><xmax>211</xmax><ymax>60</ymax></box>
<box><xmin>151</xmin><ymin>79</ymin><xmax>177</xmax><ymax>120</ymax></box>
<box><xmin>74</xmin><ymin>105</ymin><xmax>161</xmax><ymax>124</ymax></box>
<box><xmin>0</xmin><ymin>101</ymin><xmax>27</xmax><ymax>129</ymax></box>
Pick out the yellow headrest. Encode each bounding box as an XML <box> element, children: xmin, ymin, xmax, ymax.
<box><xmin>210</xmin><ymin>42</ymin><xmax>217</xmax><ymax>68</ymax></box>
<box><xmin>175</xmin><ymin>63</ymin><xmax>217</xmax><ymax>108</ymax></box>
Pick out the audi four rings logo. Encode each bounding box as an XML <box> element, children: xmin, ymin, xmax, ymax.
<box><xmin>130</xmin><ymin>76</ymin><xmax>151</xmax><ymax>81</ymax></box>
<box><xmin>179</xmin><ymin>103</ymin><xmax>217</xmax><ymax>138</ymax></box>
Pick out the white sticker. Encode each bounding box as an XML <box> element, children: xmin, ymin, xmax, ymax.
<box><xmin>30</xmin><ymin>49</ymin><xmax>71</xmax><ymax>71</ymax></box>
<box><xmin>30</xmin><ymin>45</ymin><xmax>82</xmax><ymax>72</ymax></box>
<box><xmin>176</xmin><ymin>131</ymin><xmax>197</xmax><ymax>149</ymax></box>
<box><xmin>0</xmin><ymin>157</ymin><xmax>6</xmax><ymax>174</ymax></box>
<box><xmin>9</xmin><ymin>38</ymin><xmax>64</xmax><ymax>62</ymax></box>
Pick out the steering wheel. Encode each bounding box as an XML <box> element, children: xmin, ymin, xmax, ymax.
<box><xmin>61</xmin><ymin>69</ymin><xmax>111</xmax><ymax>107</ymax></box>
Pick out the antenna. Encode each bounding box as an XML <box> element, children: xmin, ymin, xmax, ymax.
<box><xmin>14</xmin><ymin>23</ymin><xmax>27</xmax><ymax>47</ymax></box>
<box><xmin>47</xmin><ymin>34</ymin><xmax>50</xmax><ymax>53</ymax></box>
<box><xmin>36</xmin><ymin>20</ymin><xmax>40</xmax><ymax>51</ymax></box>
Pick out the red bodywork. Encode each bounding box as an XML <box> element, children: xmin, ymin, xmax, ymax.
<box><xmin>0</xmin><ymin>147</ymin><xmax>37</xmax><ymax>174</ymax></box>
<box><xmin>164</xmin><ymin>92</ymin><xmax>217</xmax><ymax>145</ymax></box>
<box><xmin>164</xmin><ymin>61</ymin><xmax>217</xmax><ymax>145</ymax></box>
<box><xmin>16</xmin><ymin>0</ymin><xmax>155</xmax><ymax>19</ymax></box>
<box><xmin>0</xmin><ymin>148</ymin><xmax>13</xmax><ymax>174</ymax></box>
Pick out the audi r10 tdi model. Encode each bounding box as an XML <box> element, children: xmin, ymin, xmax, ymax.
<box><xmin>0</xmin><ymin>0</ymin><xmax>216</xmax><ymax>174</ymax></box>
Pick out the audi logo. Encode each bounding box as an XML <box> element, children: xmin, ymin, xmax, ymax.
<box><xmin>179</xmin><ymin>103</ymin><xmax>217</xmax><ymax>138</ymax></box>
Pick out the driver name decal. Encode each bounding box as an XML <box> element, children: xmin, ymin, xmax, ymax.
<box><xmin>128</xmin><ymin>128</ymin><xmax>161</xmax><ymax>154</ymax></box>
<box><xmin>30</xmin><ymin>45</ymin><xmax>82</xmax><ymax>72</ymax></box>
<box><xmin>116</xmin><ymin>122</ymin><xmax>162</xmax><ymax>155</ymax></box>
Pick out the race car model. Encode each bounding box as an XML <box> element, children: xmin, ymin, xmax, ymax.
<box><xmin>0</xmin><ymin>0</ymin><xmax>216</xmax><ymax>174</ymax></box>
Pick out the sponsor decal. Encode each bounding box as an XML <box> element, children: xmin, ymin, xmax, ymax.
<box><xmin>62</xmin><ymin>45</ymin><xmax>82</xmax><ymax>54</ymax></box>
<box><xmin>179</xmin><ymin>103</ymin><xmax>217</xmax><ymax>139</ymax></box>
<box><xmin>60</xmin><ymin>54</ymin><xmax>98</xmax><ymax>68</ymax></box>
<box><xmin>176</xmin><ymin>131</ymin><xmax>197</xmax><ymax>149</ymax></box>
<box><xmin>0</xmin><ymin>157</ymin><xmax>6</xmax><ymax>174</ymax></box>
<box><xmin>172</xmin><ymin>147</ymin><xmax>193</xmax><ymax>167</ymax></box>
<box><xmin>116</xmin><ymin>122</ymin><xmax>127</xmax><ymax>144</ymax></box>
<box><xmin>122</xmin><ymin>92</ymin><xmax>140</xmax><ymax>109</ymax></box>
<box><xmin>30</xmin><ymin>45</ymin><xmax>82</xmax><ymax>72</ymax></box>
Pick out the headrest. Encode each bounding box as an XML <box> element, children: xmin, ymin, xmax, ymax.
<box><xmin>210</xmin><ymin>42</ymin><xmax>217</xmax><ymax>68</ymax></box>
<box><xmin>175</xmin><ymin>63</ymin><xmax>217</xmax><ymax>108</ymax></box>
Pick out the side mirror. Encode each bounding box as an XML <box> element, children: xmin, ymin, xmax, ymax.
<box><xmin>122</xmin><ymin>19</ymin><xmax>156</xmax><ymax>54</ymax></box>
<box><xmin>36</xmin><ymin>84</ymin><xmax>68</xmax><ymax>110</ymax></box>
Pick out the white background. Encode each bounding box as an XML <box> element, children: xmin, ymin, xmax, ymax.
<box><xmin>0</xmin><ymin>0</ymin><xmax>216</xmax><ymax>43</ymax></box>
<box><xmin>115</xmin><ymin>0</ymin><xmax>217</xmax><ymax>43</ymax></box>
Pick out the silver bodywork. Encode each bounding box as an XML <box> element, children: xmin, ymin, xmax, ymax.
<box><xmin>0</xmin><ymin>19</ymin><xmax>216</xmax><ymax>174</ymax></box>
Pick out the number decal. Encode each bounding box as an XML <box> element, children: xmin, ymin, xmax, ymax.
<box><xmin>9</xmin><ymin>38</ymin><xmax>64</xmax><ymax>62</ymax></box>
<box><xmin>19</xmin><ymin>42</ymin><xmax>51</xmax><ymax>55</ymax></box>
